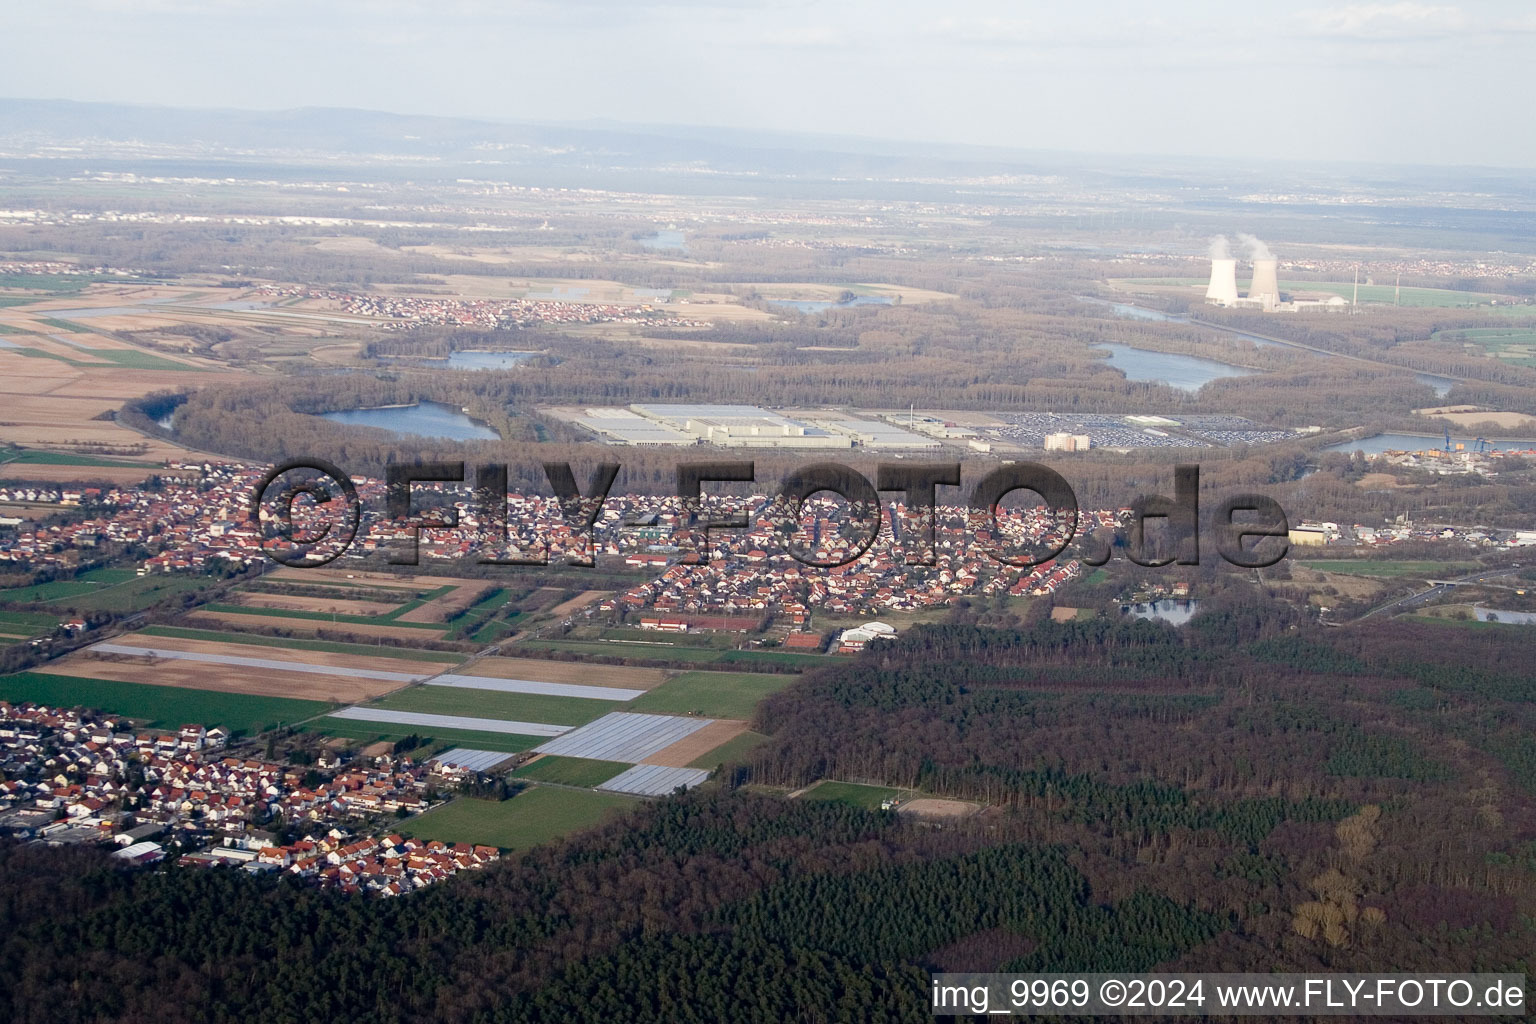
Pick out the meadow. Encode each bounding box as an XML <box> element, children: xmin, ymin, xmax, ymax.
<box><xmin>630</xmin><ymin>670</ymin><xmax>798</xmax><ymax>720</ymax></box>
<box><xmin>403</xmin><ymin>786</ymin><xmax>636</xmax><ymax>850</ymax></box>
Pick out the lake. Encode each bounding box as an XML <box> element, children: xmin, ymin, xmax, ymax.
<box><xmin>1323</xmin><ymin>433</ymin><xmax>1536</xmax><ymax>455</ymax></box>
<box><xmin>640</xmin><ymin>230</ymin><xmax>687</xmax><ymax>252</ymax></box>
<box><xmin>1126</xmin><ymin>600</ymin><xmax>1200</xmax><ymax>625</ymax></box>
<box><xmin>1474</xmin><ymin>606</ymin><xmax>1536</xmax><ymax>625</ymax></box>
<box><xmin>319</xmin><ymin>400</ymin><xmax>500</xmax><ymax>441</ymax></box>
<box><xmin>1415</xmin><ymin>373</ymin><xmax>1456</xmax><ymax>398</ymax></box>
<box><xmin>770</xmin><ymin>295</ymin><xmax>895</xmax><ymax>314</ymax></box>
<box><xmin>1098</xmin><ymin>343</ymin><xmax>1255</xmax><ymax>391</ymax></box>
<box><xmin>382</xmin><ymin>351</ymin><xmax>535</xmax><ymax>370</ymax></box>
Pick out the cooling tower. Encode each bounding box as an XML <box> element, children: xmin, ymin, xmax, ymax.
<box><xmin>1205</xmin><ymin>258</ymin><xmax>1239</xmax><ymax>306</ymax></box>
<box><xmin>1248</xmin><ymin>258</ymin><xmax>1279</xmax><ymax>302</ymax></box>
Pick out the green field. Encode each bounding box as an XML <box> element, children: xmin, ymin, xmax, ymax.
<box><xmin>137</xmin><ymin>625</ymin><xmax>463</xmax><ymax>663</ymax></box>
<box><xmin>1300</xmin><ymin>560</ymin><xmax>1479</xmax><ymax>578</ymax></box>
<box><xmin>719</xmin><ymin>649</ymin><xmax>828</xmax><ymax>668</ymax></box>
<box><xmin>309</xmin><ymin>717</ymin><xmax>544</xmax><ymax>754</ymax></box>
<box><xmin>511</xmin><ymin>755</ymin><xmax>629</xmax><ymax>788</ymax></box>
<box><xmin>0</xmin><ymin>671</ymin><xmax>328</xmax><ymax>736</ymax></box>
<box><xmin>687</xmin><ymin>729</ymin><xmax>768</xmax><ymax>769</ymax></box>
<box><xmin>0</xmin><ymin>273</ymin><xmax>114</xmax><ymax>293</ymax></box>
<box><xmin>34</xmin><ymin>317</ymin><xmax>93</xmax><ymax>333</ymax></box>
<box><xmin>518</xmin><ymin>638</ymin><xmax>724</xmax><ymax>662</ymax></box>
<box><xmin>1119</xmin><ymin>277</ymin><xmax>1508</xmax><ymax>308</ymax></box>
<box><xmin>0</xmin><ymin>448</ymin><xmax>153</xmax><ymax>469</ymax></box>
<box><xmin>203</xmin><ymin>602</ymin><xmax>447</xmax><ymax>630</ymax></box>
<box><xmin>0</xmin><ymin>609</ymin><xmax>60</xmax><ymax>629</ymax></box>
<box><xmin>371</xmin><ymin>685</ymin><xmax>614</xmax><ymax>727</ymax></box>
<box><xmin>801</xmin><ymin>780</ymin><xmax>903</xmax><ymax>810</ymax></box>
<box><xmin>597</xmin><ymin>626</ymin><xmax>737</xmax><ymax>648</ymax></box>
<box><xmin>0</xmin><ymin>570</ymin><xmax>213</xmax><ymax>612</ymax></box>
<box><xmin>403</xmin><ymin>786</ymin><xmax>636</xmax><ymax>850</ymax></box>
<box><xmin>78</xmin><ymin>349</ymin><xmax>201</xmax><ymax>371</ymax></box>
<box><xmin>1433</xmin><ymin>326</ymin><xmax>1536</xmax><ymax>368</ymax></box>
<box><xmin>630</xmin><ymin>670</ymin><xmax>798</xmax><ymax>720</ymax></box>
<box><xmin>517</xmin><ymin>640</ymin><xmax>824</xmax><ymax>669</ymax></box>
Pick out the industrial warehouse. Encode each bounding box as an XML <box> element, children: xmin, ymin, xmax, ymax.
<box><xmin>558</xmin><ymin>403</ymin><xmax>941</xmax><ymax>449</ymax></box>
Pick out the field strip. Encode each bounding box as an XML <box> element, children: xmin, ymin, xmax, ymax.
<box><xmin>596</xmin><ymin>764</ymin><xmax>711</xmax><ymax>796</ymax></box>
<box><xmin>427</xmin><ymin>674</ymin><xmax>645</xmax><ymax>701</ymax></box>
<box><xmin>90</xmin><ymin>642</ymin><xmax>427</xmax><ymax>683</ymax></box>
<box><xmin>533</xmin><ymin>711</ymin><xmax>713</xmax><ymax>763</ymax></box>
<box><xmin>328</xmin><ymin>707</ymin><xmax>572</xmax><ymax>737</ymax></box>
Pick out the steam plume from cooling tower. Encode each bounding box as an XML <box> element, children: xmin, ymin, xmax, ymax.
<box><xmin>1237</xmin><ymin>233</ymin><xmax>1273</xmax><ymax>261</ymax></box>
<box><xmin>1208</xmin><ymin>235</ymin><xmax>1231</xmax><ymax>260</ymax></box>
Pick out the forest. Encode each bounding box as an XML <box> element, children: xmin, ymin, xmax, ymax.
<box><xmin>2</xmin><ymin>610</ymin><xmax>1531</xmax><ymax>1023</ymax></box>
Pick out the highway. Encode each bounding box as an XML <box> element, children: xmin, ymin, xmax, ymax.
<box><xmin>1354</xmin><ymin>567</ymin><xmax>1525</xmax><ymax>620</ymax></box>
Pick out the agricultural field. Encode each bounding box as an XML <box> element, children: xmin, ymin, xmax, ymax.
<box><xmin>0</xmin><ymin>299</ymin><xmax>242</xmax><ymax>483</ymax></box>
<box><xmin>369</xmin><ymin>685</ymin><xmax>614</xmax><ymax>728</ymax></box>
<box><xmin>0</xmin><ymin>567</ymin><xmax>216</xmax><ymax>612</ymax></box>
<box><xmin>137</xmin><ymin>625</ymin><xmax>463</xmax><ymax>663</ymax></box>
<box><xmin>511</xmin><ymin>755</ymin><xmax>631</xmax><ymax>788</ymax></box>
<box><xmin>305</xmin><ymin>718</ymin><xmax>544</xmax><ymax>755</ymax></box>
<box><xmin>37</xmin><ymin>633</ymin><xmax>427</xmax><ymax>703</ymax></box>
<box><xmin>0</xmin><ymin>670</ymin><xmax>326</xmax><ymax>736</ymax></box>
<box><xmin>403</xmin><ymin>786</ymin><xmax>636</xmax><ymax>850</ymax></box>
<box><xmin>185</xmin><ymin>608</ymin><xmax>449</xmax><ymax>639</ymax></box>
<box><xmin>686</xmin><ymin>729</ymin><xmax>768</xmax><ymax>769</ymax></box>
<box><xmin>1433</xmin><ymin>325</ymin><xmax>1536</xmax><ymax>368</ymax></box>
<box><xmin>639</xmin><ymin>718</ymin><xmax>750</xmax><ymax>768</ymax></box>
<box><xmin>456</xmin><ymin>655</ymin><xmax>665</xmax><ymax>690</ymax></box>
<box><xmin>516</xmin><ymin>637</ymin><xmax>826</xmax><ymax>668</ymax></box>
<box><xmin>629</xmin><ymin>670</ymin><xmax>799</xmax><ymax>720</ymax></box>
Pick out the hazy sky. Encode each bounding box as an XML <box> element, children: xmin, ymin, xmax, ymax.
<box><xmin>4</xmin><ymin>0</ymin><xmax>1535</xmax><ymax>167</ymax></box>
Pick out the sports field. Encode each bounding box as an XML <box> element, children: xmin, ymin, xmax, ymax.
<box><xmin>403</xmin><ymin>786</ymin><xmax>636</xmax><ymax>850</ymax></box>
<box><xmin>0</xmin><ymin>670</ymin><xmax>327</xmax><ymax>735</ymax></box>
<box><xmin>629</xmin><ymin>670</ymin><xmax>799</xmax><ymax>719</ymax></box>
<box><xmin>801</xmin><ymin>781</ymin><xmax>904</xmax><ymax>810</ymax></box>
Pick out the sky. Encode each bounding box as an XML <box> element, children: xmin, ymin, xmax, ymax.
<box><xmin>3</xmin><ymin>0</ymin><xmax>1534</xmax><ymax>168</ymax></box>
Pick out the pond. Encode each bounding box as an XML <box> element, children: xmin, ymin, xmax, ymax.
<box><xmin>1098</xmin><ymin>343</ymin><xmax>1255</xmax><ymax>391</ymax></box>
<box><xmin>1474</xmin><ymin>606</ymin><xmax>1536</xmax><ymax>625</ymax></box>
<box><xmin>319</xmin><ymin>400</ymin><xmax>500</xmax><ymax>441</ymax></box>
<box><xmin>640</xmin><ymin>230</ymin><xmax>687</xmax><ymax>252</ymax></box>
<box><xmin>1415</xmin><ymin>373</ymin><xmax>1457</xmax><ymax>398</ymax></box>
<box><xmin>1125</xmin><ymin>600</ymin><xmax>1200</xmax><ymax>625</ymax></box>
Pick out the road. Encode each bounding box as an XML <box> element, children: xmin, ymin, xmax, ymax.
<box><xmin>1354</xmin><ymin>567</ymin><xmax>1525</xmax><ymax>621</ymax></box>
